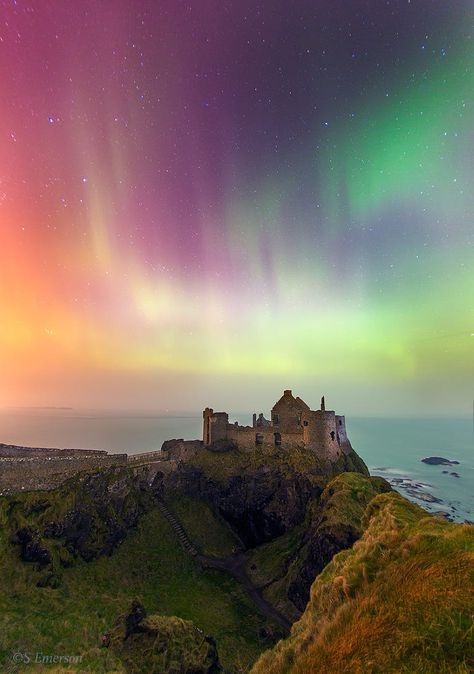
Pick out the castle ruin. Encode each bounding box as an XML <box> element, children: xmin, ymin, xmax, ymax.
<box><xmin>203</xmin><ymin>389</ymin><xmax>353</xmax><ymax>460</ymax></box>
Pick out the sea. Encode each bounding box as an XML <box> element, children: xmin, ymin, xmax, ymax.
<box><xmin>0</xmin><ymin>409</ymin><xmax>472</xmax><ymax>523</ymax></box>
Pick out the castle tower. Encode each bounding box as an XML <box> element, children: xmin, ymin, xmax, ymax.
<box><xmin>203</xmin><ymin>408</ymin><xmax>229</xmax><ymax>445</ymax></box>
<box><xmin>302</xmin><ymin>408</ymin><xmax>341</xmax><ymax>460</ymax></box>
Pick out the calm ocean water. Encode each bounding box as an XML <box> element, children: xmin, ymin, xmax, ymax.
<box><xmin>0</xmin><ymin>409</ymin><xmax>472</xmax><ymax>523</ymax></box>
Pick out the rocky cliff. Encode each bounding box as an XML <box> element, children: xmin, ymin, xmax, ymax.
<box><xmin>158</xmin><ymin>444</ymin><xmax>369</xmax><ymax>547</ymax></box>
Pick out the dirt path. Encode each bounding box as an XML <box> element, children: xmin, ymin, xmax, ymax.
<box><xmin>157</xmin><ymin>499</ymin><xmax>291</xmax><ymax>633</ymax></box>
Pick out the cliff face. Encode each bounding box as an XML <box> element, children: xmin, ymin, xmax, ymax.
<box><xmin>287</xmin><ymin>473</ymin><xmax>392</xmax><ymax>611</ymax></box>
<box><xmin>159</xmin><ymin>444</ymin><xmax>369</xmax><ymax>548</ymax></box>
<box><xmin>251</xmin><ymin>492</ymin><xmax>474</xmax><ymax>674</ymax></box>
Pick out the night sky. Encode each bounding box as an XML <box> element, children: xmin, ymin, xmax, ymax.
<box><xmin>1</xmin><ymin>1</ymin><xmax>473</xmax><ymax>414</ymax></box>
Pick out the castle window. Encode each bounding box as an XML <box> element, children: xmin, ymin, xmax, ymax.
<box><xmin>339</xmin><ymin>419</ymin><xmax>342</xmax><ymax>426</ymax></box>
<box><xmin>303</xmin><ymin>420</ymin><xmax>308</xmax><ymax>427</ymax></box>
<box><xmin>330</xmin><ymin>431</ymin><xmax>335</xmax><ymax>441</ymax></box>
<box><xmin>297</xmin><ymin>413</ymin><xmax>302</xmax><ymax>425</ymax></box>
<box><xmin>272</xmin><ymin>414</ymin><xmax>279</xmax><ymax>425</ymax></box>
<box><xmin>255</xmin><ymin>433</ymin><xmax>263</xmax><ymax>446</ymax></box>
<box><xmin>274</xmin><ymin>432</ymin><xmax>282</xmax><ymax>446</ymax></box>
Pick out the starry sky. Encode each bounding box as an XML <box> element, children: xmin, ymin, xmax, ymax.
<box><xmin>0</xmin><ymin>0</ymin><xmax>473</xmax><ymax>415</ymax></box>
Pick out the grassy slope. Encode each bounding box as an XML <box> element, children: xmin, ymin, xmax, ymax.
<box><xmin>169</xmin><ymin>494</ymin><xmax>242</xmax><ymax>557</ymax></box>
<box><xmin>251</xmin><ymin>492</ymin><xmax>474</xmax><ymax>674</ymax></box>
<box><xmin>0</xmin><ymin>504</ymin><xmax>280</xmax><ymax>674</ymax></box>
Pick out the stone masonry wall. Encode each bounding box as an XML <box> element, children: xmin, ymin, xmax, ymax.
<box><xmin>0</xmin><ymin>443</ymin><xmax>108</xmax><ymax>458</ymax></box>
<box><xmin>160</xmin><ymin>439</ymin><xmax>203</xmax><ymax>461</ymax></box>
<box><xmin>227</xmin><ymin>425</ymin><xmax>305</xmax><ymax>451</ymax></box>
<box><xmin>0</xmin><ymin>453</ymin><xmax>127</xmax><ymax>495</ymax></box>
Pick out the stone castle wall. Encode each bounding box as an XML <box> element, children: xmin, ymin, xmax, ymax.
<box><xmin>0</xmin><ymin>437</ymin><xmax>200</xmax><ymax>496</ymax></box>
<box><xmin>127</xmin><ymin>450</ymin><xmax>163</xmax><ymax>464</ymax></box>
<box><xmin>226</xmin><ymin>425</ymin><xmax>305</xmax><ymax>451</ymax></box>
<box><xmin>160</xmin><ymin>439</ymin><xmax>203</xmax><ymax>461</ymax></box>
<box><xmin>0</xmin><ymin>443</ymin><xmax>108</xmax><ymax>458</ymax></box>
<box><xmin>0</xmin><ymin>452</ymin><xmax>127</xmax><ymax>495</ymax></box>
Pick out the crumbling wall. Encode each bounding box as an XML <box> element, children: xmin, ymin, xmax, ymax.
<box><xmin>202</xmin><ymin>409</ymin><xmax>228</xmax><ymax>444</ymax></box>
<box><xmin>160</xmin><ymin>439</ymin><xmax>203</xmax><ymax>462</ymax></box>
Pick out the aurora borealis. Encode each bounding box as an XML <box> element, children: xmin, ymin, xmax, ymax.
<box><xmin>0</xmin><ymin>1</ymin><xmax>473</xmax><ymax>414</ymax></box>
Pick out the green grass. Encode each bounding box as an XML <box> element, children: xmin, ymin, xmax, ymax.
<box><xmin>169</xmin><ymin>494</ymin><xmax>242</xmax><ymax>557</ymax></box>
<box><xmin>311</xmin><ymin>472</ymin><xmax>392</xmax><ymax>530</ymax></box>
<box><xmin>0</xmin><ymin>505</ymin><xmax>282</xmax><ymax>673</ymax></box>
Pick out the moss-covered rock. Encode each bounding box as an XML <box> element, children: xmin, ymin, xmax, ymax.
<box><xmin>2</xmin><ymin>466</ymin><xmax>155</xmax><ymax>582</ymax></box>
<box><xmin>106</xmin><ymin>601</ymin><xmax>222</xmax><ymax>673</ymax></box>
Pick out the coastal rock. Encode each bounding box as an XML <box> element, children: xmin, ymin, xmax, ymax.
<box><xmin>406</xmin><ymin>489</ymin><xmax>442</xmax><ymax>504</ymax></box>
<box><xmin>105</xmin><ymin>601</ymin><xmax>222</xmax><ymax>674</ymax></box>
<box><xmin>432</xmin><ymin>511</ymin><xmax>453</xmax><ymax>521</ymax></box>
<box><xmin>422</xmin><ymin>457</ymin><xmax>459</xmax><ymax>466</ymax></box>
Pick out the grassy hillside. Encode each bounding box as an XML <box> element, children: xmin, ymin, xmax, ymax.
<box><xmin>169</xmin><ymin>494</ymin><xmax>242</xmax><ymax>557</ymax></box>
<box><xmin>251</xmin><ymin>492</ymin><xmax>474</xmax><ymax>674</ymax></box>
<box><xmin>0</xmin><ymin>502</ymin><xmax>282</xmax><ymax>673</ymax></box>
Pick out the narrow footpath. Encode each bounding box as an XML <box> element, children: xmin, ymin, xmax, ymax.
<box><xmin>157</xmin><ymin>499</ymin><xmax>291</xmax><ymax>633</ymax></box>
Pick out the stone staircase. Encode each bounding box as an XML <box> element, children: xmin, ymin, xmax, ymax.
<box><xmin>157</xmin><ymin>499</ymin><xmax>198</xmax><ymax>557</ymax></box>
